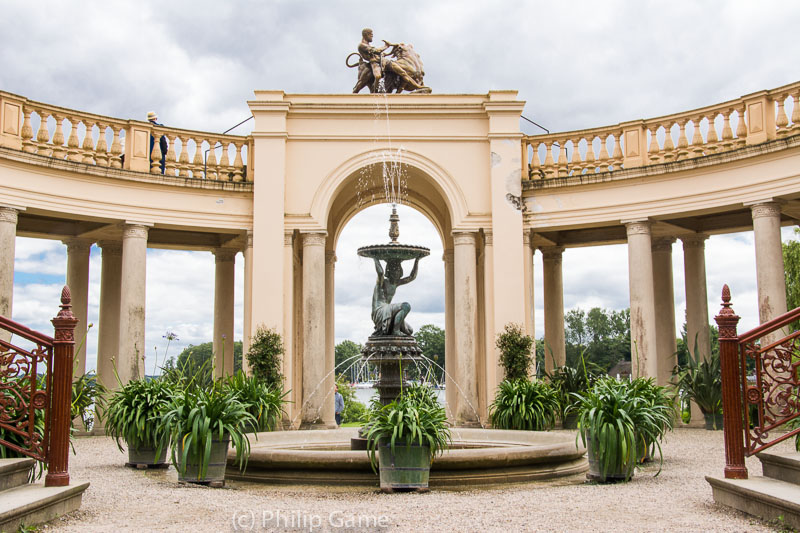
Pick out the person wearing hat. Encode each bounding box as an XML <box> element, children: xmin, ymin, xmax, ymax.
<box><xmin>147</xmin><ymin>111</ymin><xmax>168</xmax><ymax>174</ymax></box>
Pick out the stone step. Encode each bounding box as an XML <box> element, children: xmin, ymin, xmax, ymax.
<box><xmin>0</xmin><ymin>458</ymin><xmax>35</xmax><ymax>492</ymax></box>
<box><xmin>0</xmin><ymin>481</ymin><xmax>90</xmax><ymax>533</ymax></box>
<box><xmin>706</xmin><ymin>475</ymin><xmax>800</xmax><ymax>529</ymax></box>
<box><xmin>758</xmin><ymin>451</ymin><xmax>800</xmax><ymax>485</ymax></box>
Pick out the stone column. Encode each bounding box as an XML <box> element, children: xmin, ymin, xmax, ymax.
<box><xmin>212</xmin><ymin>248</ymin><xmax>236</xmax><ymax>378</ymax></box>
<box><xmin>242</xmin><ymin>231</ymin><xmax>253</xmax><ymax>373</ymax></box>
<box><xmin>96</xmin><ymin>241</ymin><xmax>122</xmax><ymax>394</ymax></box>
<box><xmin>63</xmin><ymin>238</ymin><xmax>92</xmax><ymax>379</ymax></box>
<box><xmin>443</xmin><ymin>248</ymin><xmax>456</xmax><ymax>420</ymax></box>
<box><xmin>0</xmin><ymin>207</ymin><xmax>19</xmax><ymax>333</ymax></box>
<box><xmin>282</xmin><ymin>231</ymin><xmax>295</xmax><ymax>422</ymax></box>
<box><xmin>522</xmin><ymin>231</ymin><xmax>535</xmax><ymax>340</ymax></box>
<box><xmin>300</xmin><ymin>232</ymin><xmax>328</xmax><ymax>428</ymax></box>
<box><xmin>117</xmin><ymin>223</ymin><xmax>149</xmax><ymax>384</ymax></box>
<box><xmin>750</xmin><ymin>202</ymin><xmax>788</xmax><ymax>339</ymax></box>
<box><xmin>324</xmin><ymin>250</ymin><xmax>336</xmax><ymax>427</ymax></box>
<box><xmin>453</xmin><ymin>231</ymin><xmax>480</xmax><ymax>426</ymax></box>
<box><xmin>483</xmin><ymin>231</ymin><xmax>500</xmax><ymax>403</ymax></box>
<box><xmin>625</xmin><ymin>220</ymin><xmax>658</xmax><ymax>378</ymax></box>
<box><xmin>651</xmin><ymin>237</ymin><xmax>677</xmax><ymax>386</ymax></box>
<box><xmin>681</xmin><ymin>233</ymin><xmax>711</xmax><ymax>425</ymax></box>
<box><xmin>542</xmin><ymin>246</ymin><xmax>566</xmax><ymax>373</ymax></box>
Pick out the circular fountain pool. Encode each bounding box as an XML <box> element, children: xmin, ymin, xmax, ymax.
<box><xmin>226</xmin><ymin>428</ymin><xmax>587</xmax><ymax>488</ymax></box>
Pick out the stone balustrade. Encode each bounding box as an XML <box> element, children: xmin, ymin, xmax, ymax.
<box><xmin>0</xmin><ymin>91</ymin><xmax>252</xmax><ymax>182</ymax></box>
<box><xmin>523</xmin><ymin>80</ymin><xmax>800</xmax><ymax>180</ymax></box>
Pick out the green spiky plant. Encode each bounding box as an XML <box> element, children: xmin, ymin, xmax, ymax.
<box><xmin>224</xmin><ymin>370</ymin><xmax>288</xmax><ymax>432</ymax></box>
<box><xmin>489</xmin><ymin>379</ymin><xmax>560</xmax><ymax>431</ymax></box>
<box><xmin>628</xmin><ymin>377</ymin><xmax>677</xmax><ymax>462</ymax></box>
<box><xmin>672</xmin><ymin>340</ymin><xmax>722</xmax><ymax>429</ymax></box>
<box><xmin>104</xmin><ymin>377</ymin><xmax>174</xmax><ymax>456</ymax></box>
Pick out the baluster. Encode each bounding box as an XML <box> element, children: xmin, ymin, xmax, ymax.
<box><xmin>735</xmin><ymin>105</ymin><xmax>747</xmax><ymax>147</ymax></box>
<box><xmin>720</xmin><ymin>109</ymin><xmax>735</xmax><ymax>151</ymax></box>
<box><xmin>676</xmin><ymin>119</ymin><xmax>689</xmax><ymax>160</ymax></box>
<box><xmin>647</xmin><ymin>125</ymin><xmax>661</xmax><ymax>163</ymax></box>
<box><xmin>150</xmin><ymin>126</ymin><xmax>163</xmax><ymax>174</ymax></box>
<box><xmin>109</xmin><ymin>125</ymin><xmax>123</xmax><ymax>168</ymax></box>
<box><xmin>690</xmin><ymin>116</ymin><xmax>705</xmax><ymax>157</ymax></box>
<box><xmin>21</xmin><ymin>107</ymin><xmax>36</xmax><ymax>153</ymax></box>
<box><xmin>556</xmin><ymin>139</ymin><xmax>568</xmax><ymax>177</ymax></box>
<box><xmin>66</xmin><ymin>117</ymin><xmax>82</xmax><ymax>162</ymax></box>
<box><xmin>232</xmin><ymin>142</ymin><xmax>244</xmax><ymax>182</ymax></box>
<box><xmin>596</xmin><ymin>135</ymin><xmax>610</xmax><ymax>172</ymax></box>
<box><xmin>705</xmin><ymin>113</ymin><xmax>719</xmax><ymax>154</ymax></box>
<box><xmin>662</xmin><ymin>122</ymin><xmax>676</xmax><ymax>161</ymax></box>
<box><xmin>582</xmin><ymin>136</ymin><xmax>595</xmax><ymax>173</ymax></box>
<box><xmin>192</xmin><ymin>137</ymin><xmax>205</xmax><ymax>178</ymax></box>
<box><xmin>611</xmin><ymin>131</ymin><xmax>623</xmax><ymax>169</ymax></box>
<box><xmin>775</xmin><ymin>94</ymin><xmax>789</xmax><ymax>137</ymax></box>
<box><xmin>791</xmin><ymin>90</ymin><xmax>800</xmax><ymax>134</ymax></box>
<box><xmin>81</xmin><ymin>121</ymin><xmax>97</xmax><ymax>164</ymax></box>
<box><xmin>164</xmin><ymin>134</ymin><xmax>178</xmax><ymax>176</ymax></box>
<box><xmin>52</xmin><ymin>115</ymin><xmax>67</xmax><ymax>159</ymax></box>
<box><xmin>529</xmin><ymin>143</ymin><xmax>542</xmax><ymax>179</ymax></box>
<box><xmin>95</xmin><ymin>123</ymin><xmax>109</xmax><ymax>166</ymax></box>
<box><xmin>543</xmin><ymin>141</ymin><xmax>556</xmax><ymax>178</ymax></box>
<box><xmin>569</xmin><ymin>138</ymin><xmax>583</xmax><ymax>175</ymax></box>
<box><xmin>219</xmin><ymin>140</ymin><xmax>232</xmax><ymax>181</ymax></box>
<box><xmin>206</xmin><ymin>139</ymin><xmax>218</xmax><ymax>179</ymax></box>
<box><xmin>36</xmin><ymin>110</ymin><xmax>52</xmax><ymax>156</ymax></box>
<box><xmin>177</xmin><ymin>136</ymin><xmax>190</xmax><ymax>177</ymax></box>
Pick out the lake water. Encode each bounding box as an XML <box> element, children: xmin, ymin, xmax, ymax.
<box><xmin>353</xmin><ymin>387</ymin><xmax>446</xmax><ymax>406</ymax></box>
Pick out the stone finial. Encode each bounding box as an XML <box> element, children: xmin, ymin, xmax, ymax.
<box><xmin>389</xmin><ymin>206</ymin><xmax>400</xmax><ymax>242</ymax></box>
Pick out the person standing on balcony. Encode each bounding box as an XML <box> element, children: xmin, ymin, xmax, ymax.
<box><xmin>147</xmin><ymin>111</ymin><xmax>168</xmax><ymax>174</ymax></box>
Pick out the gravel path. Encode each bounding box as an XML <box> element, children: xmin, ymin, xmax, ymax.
<box><xmin>40</xmin><ymin>428</ymin><xmax>794</xmax><ymax>533</ymax></box>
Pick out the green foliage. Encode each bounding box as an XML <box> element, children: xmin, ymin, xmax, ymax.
<box><xmin>246</xmin><ymin>326</ymin><xmax>284</xmax><ymax>388</ymax></box>
<box><xmin>672</xmin><ymin>340</ymin><xmax>722</xmax><ymax>417</ymax></box>
<box><xmin>365</xmin><ymin>385</ymin><xmax>451</xmax><ymax>472</ymax></box>
<box><xmin>496</xmin><ymin>323</ymin><xmax>534</xmax><ymax>381</ymax></box>
<box><xmin>783</xmin><ymin>227</ymin><xmax>800</xmax><ymax>330</ymax></box>
<box><xmin>336</xmin><ymin>377</ymin><xmax>368</xmax><ymax>423</ymax></box>
<box><xmin>675</xmin><ymin>323</ymin><xmax>719</xmax><ymax>368</ymax></box>
<box><xmin>104</xmin><ymin>378</ymin><xmax>174</xmax><ymax>453</ymax></box>
<box><xmin>224</xmin><ymin>371</ymin><xmax>287</xmax><ymax>432</ymax></box>
<box><xmin>71</xmin><ymin>372</ymin><xmax>107</xmax><ymax>431</ymax></box>
<box><xmin>574</xmin><ymin>377</ymin><xmax>675</xmax><ymax>481</ymax></box>
<box><xmin>415</xmin><ymin>324</ymin><xmax>446</xmax><ymax>384</ymax></box>
<box><xmin>335</xmin><ymin>340</ymin><xmax>362</xmax><ymax>381</ymax></box>
<box><xmin>564</xmin><ymin>308</ymin><xmax>631</xmax><ymax>372</ymax></box>
<box><xmin>547</xmin><ymin>352</ymin><xmax>599</xmax><ymax>419</ymax></box>
<box><xmin>489</xmin><ymin>379</ymin><xmax>559</xmax><ymax>430</ymax></box>
<box><xmin>157</xmin><ymin>382</ymin><xmax>256</xmax><ymax>480</ymax></box>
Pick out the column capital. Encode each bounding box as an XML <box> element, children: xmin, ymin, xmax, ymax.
<box><xmin>541</xmin><ymin>245</ymin><xmax>564</xmax><ymax>261</ymax></box>
<box><xmin>245</xmin><ymin>230</ymin><xmax>254</xmax><ymax>248</ymax></box>
<box><xmin>302</xmin><ymin>231</ymin><xmax>327</xmax><ymax>247</ymax></box>
<box><xmin>122</xmin><ymin>224</ymin><xmax>149</xmax><ymax>240</ymax></box>
<box><xmin>680</xmin><ymin>233</ymin><xmax>708</xmax><ymax>248</ymax></box>
<box><xmin>651</xmin><ymin>237</ymin><xmax>676</xmax><ymax>253</ymax></box>
<box><xmin>484</xmin><ymin>229</ymin><xmax>493</xmax><ymax>247</ymax></box>
<box><xmin>452</xmin><ymin>231</ymin><xmax>476</xmax><ymax>246</ymax></box>
<box><xmin>213</xmin><ymin>248</ymin><xmax>237</xmax><ymax>263</ymax></box>
<box><xmin>623</xmin><ymin>220</ymin><xmax>651</xmax><ymax>236</ymax></box>
<box><xmin>325</xmin><ymin>250</ymin><xmax>337</xmax><ymax>264</ymax></box>
<box><xmin>97</xmin><ymin>240</ymin><xmax>122</xmax><ymax>256</ymax></box>
<box><xmin>283</xmin><ymin>230</ymin><xmax>293</xmax><ymax>246</ymax></box>
<box><xmin>0</xmin><ymin>206</ymin><xmax>19</xmax><ymax>224</ymax></box>
<box><xmin>749</xmin><ymin>201</ymin><xmax>782</xmax><ymax>219</ymax></box>
<box><xmin>62</xmin><ymin>237</ymin><xmax>93</xmax><ymax>253</ymax></box>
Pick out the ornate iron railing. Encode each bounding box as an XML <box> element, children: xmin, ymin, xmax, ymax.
<box><xmin>0</xmin><ymin>286</ymin><xmax>77</xmax><ymax>487</ymax></box>
<box><xmin>716</xmin><ymin>284</ymin><xmax>800</xmax><ymax>479</ymax></box>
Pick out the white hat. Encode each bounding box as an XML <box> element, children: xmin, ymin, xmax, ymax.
<box><xmin>147</xmin><ymin>111</ymin><xmax>158</xmax><ymax>122</ymax></box>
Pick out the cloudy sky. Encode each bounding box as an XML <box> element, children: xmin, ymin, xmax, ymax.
<box><xmin>1</xmin><ymin>1</ymin><xmax>798</xmax><ymax>374</ymax></box>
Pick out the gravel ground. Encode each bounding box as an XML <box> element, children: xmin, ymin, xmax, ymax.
<box><xmin>39</xmin><ymin>428</ymin><xmax>795</xmax><ymax>533</ymax></box>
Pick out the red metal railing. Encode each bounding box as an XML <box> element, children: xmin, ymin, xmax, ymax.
<box><xmin>0</xmin><ymin>286</ymin><xmax>77</xmax><ymax>487</ymax></box>
<box><xmin>716</xmin><ymin>284</ymin><xmax>800</xmax><ymax>479</ymax></box>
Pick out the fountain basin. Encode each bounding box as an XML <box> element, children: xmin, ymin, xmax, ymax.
<box><xmin>227</xmin><ymin>428</ymin><xmax>588</xmax><ymax>487</ymax></box>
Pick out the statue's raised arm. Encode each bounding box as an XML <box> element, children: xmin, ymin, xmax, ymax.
<box><xmin>373</xmin><ymin>257</ymin><xmax>384</xmax><ymax>279</ymax></box>
<box><xmin>399</xmin><ymin>258</ymin><xmax>419</xmax><ymax>286</ymax></box>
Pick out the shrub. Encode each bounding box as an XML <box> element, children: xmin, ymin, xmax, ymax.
<box><xmin>104</xmin><ymin>377</ymin><xmax>174</xmax><ymax>452</ymax></box>
<box><xmin>497</xmin><ymin>323</ymin><xmax>534</xmax><ymax>381</ymax></box>
<box><xmin>489</xmin><ymin>379</ymin><xmax>559</xmax><ymax>430</ymax></box>
<box><xmin>246</xmin><ymin>326</ymin><xmax>284</xmax><ymax>388</ymax></box>
<box><xmin>225</xmin><ymin>371</ymin><xmax>288</xmax><ymax>432</ymax></box>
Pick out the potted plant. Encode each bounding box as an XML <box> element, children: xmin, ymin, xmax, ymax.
<box><xmin>489</xmin><ymin>379</ymin><xmax>559</xmax><ymax>430</ymax></box>
<box><xmin>158</xmin><ymin>382</ymin><xmax>255</xmax><ymax>486</ymax></box>
<box><xmin>574</xmin><ymin>377</ymin><xmax>674</xmax><ymax>482</ymax></box>
<box><xmin>547</xmin><ymin>355</ymin><xmax>597</xmax><ymax>429</ymax></box>
<box><xmin>104</xmin><ymin>377</ymin><xmax>174</xmax><ymax>468</ymax></box>
<box><xmin>224</xmin><ymin>370</ymin><xmax>288</xmax><ymax>433</ymax></box>
<box><xmin>628</xmin><ymin>377</ymin><xmax>676</xmax><ymax>463</ymax></box>
<box><xmin>672</xmin><ymin>349</ymin><xmax>722</xmax><ymax>430</ymax></box>
<box><xmin>365</xmin><ymin>385</ymin><xmax>451</xmax><ymax>493</ymax></box>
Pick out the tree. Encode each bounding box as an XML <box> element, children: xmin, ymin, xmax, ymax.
<box><xmin>563</xmin><ymin>307</ymin><xmax>630</xmax><ymax>372</ymax></box>
<box><xmin>335</xmin><ymin>340</ymin><xmax>362</xmax><ymax>382</ymax></box>
<box><xmin>246</xmin><ymin>326</ymin><xmax>284</xmax><ymax>388</ymax></box>
<box><xmin>415</xmin><ymin>324</ymin><xmax>446</xmax><ymax>384</ymax></box>
<box><xmin>168</xmin><ymin>340</ymin><xmax>243</xmax><ymax>384</ymax></box>
<box><xmin>783</xmin><ymin>227</ymin><xmax>800</xmax><ymax>329</ymax></box>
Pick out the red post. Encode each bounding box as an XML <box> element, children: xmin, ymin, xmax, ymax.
<box><xmin>714</xmin><ymin>284</ymin><xmax>747</xmax><ymax>479</ymax></box>
<box><xmin>45</xmin><ymin>286</ymin><xmax>78</xmax><ymax>487</ymax></box>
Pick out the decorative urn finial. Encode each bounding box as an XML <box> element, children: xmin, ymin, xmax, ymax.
<box><xmin>389</xmin><ymin>205</ymin><xmax>400</xmax><ymax>243</ymax></box>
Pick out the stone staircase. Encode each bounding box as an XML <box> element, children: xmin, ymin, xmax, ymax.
<box><xmin>0</xmin><ymin>458</ymin><xmax>89</xmax><ymax>532</ymax></box>
<box><xmin>706</xmin><ymin>451</ymin><xmax>800</xmax><ymax>529</ymax></box>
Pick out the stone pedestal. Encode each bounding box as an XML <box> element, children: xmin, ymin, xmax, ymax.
<box><xmin>360</xmin><ymin>335</ymin><xmax>424</xmax><ymax>406</ymax></box>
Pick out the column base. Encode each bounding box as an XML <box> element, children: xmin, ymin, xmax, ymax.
<box><xmin>298</xmin><ymin>421</ymin><xmax>337</xmax><ymax>430</ymax></box>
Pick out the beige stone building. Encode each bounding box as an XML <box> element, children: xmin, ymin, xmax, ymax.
<box><xmin>0</xmin><ymin>81</ymin><xmax>798</xmax><ymax>427</ymax></box>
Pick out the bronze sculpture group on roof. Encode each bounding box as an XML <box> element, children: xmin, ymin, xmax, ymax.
<box><xmin>347</xmin><ymin>28</ymin><xmax>431</xmax><ymax>94</ymax></box>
